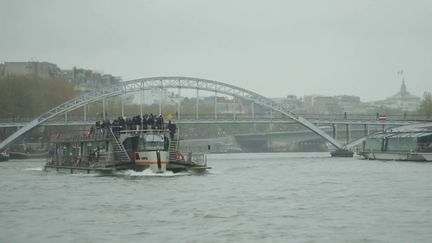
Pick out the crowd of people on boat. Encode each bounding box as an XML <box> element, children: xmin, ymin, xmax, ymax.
<box><xmin>86</xmin><ymin>113</ymin><xmax>177</xmax><ymax>139</ymax></box>
<box><xmin>96</xmin><ymin>113</ymin><xmax>165</xmax><ymax>132</ymax></box>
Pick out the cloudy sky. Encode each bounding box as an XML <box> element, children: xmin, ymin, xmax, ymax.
<box><xmin>1</xmin><ymin>0</ymin><xmax>431</xmax><ymax>101</ymax></box>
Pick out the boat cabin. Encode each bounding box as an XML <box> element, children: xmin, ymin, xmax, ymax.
<box><xmin>120</xmin><ymin>131</ymin><xmax>169</xmax><ymax>153</ymax></box>
<box><xmin>362</xmin><ymin>132</ymin><xmax>432</xmax><ymax>152</ymax></box>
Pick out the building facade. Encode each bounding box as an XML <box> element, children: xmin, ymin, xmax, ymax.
<box><xmin>0</xmin><ymin>61</ymin><xmax>62</xmax><ymax>79</ymax></box>
<box><xmin>62</xmin><ymin>67</ymin><xmax>121</xmax><ymax>91</ymax></box>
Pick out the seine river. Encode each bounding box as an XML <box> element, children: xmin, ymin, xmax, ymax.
<box><xmin>1</xmin><ymin>153</ymin><xmax>432</xmax><ymax>243</ymax></box>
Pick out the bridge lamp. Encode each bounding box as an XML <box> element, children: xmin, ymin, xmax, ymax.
<box><xmin>170</xmin><ymin>96</ymin><xmax>184</xmax><ymax>120</ymax></box>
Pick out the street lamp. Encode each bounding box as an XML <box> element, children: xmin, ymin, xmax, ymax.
<box><xmin>170</xmin><ymin>95</ymin><xmax>184</xmax><ymax>120</ymax></box>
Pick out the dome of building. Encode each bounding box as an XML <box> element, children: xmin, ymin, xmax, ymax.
<box><xmin>375</xmin><ymin>78</ymin><xmax>421</xmax><ymax>111</ymax></box>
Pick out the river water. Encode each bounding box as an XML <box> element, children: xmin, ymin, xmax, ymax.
<box><xmin>1</xmin><ymin>153</ymin><xmax>432</xmax><ymax>243</ymax></box>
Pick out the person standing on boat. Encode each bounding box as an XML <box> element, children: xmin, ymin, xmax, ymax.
<box><xmin>142</xmin><ymin>115</ymin><xmax>148</xmax><ymax>130</ymax></box>
<box><xmin>95</xmin><ymin>121</ymin><xmax>101</xmax><ymax>137</ymax></box>
<box><xmin>168</xmin><ymin>120</ymin><xmax>174</xmax><ymax>139</ymax></box>
<box><xmin>92</xmin><ymin>146</ymin><xmax>100</xmax><ymax>162</ymax></box>
<box><xmin>137</xmin><ymin>115</ymin><xmax>142</xmax><ymax>130</ymax></box>
<box><xmin>101</xmin><ymin>121</ymin><xmax>106</xmax><ymax>137</ymax></box>
<box><xmin>126</xmin><ymin>118</ymin><xmax>132</xmax><ymax>130</ymax></box>
<box><xmin>155</xmin><ymin>115</ymin><xmax>162</xmax><ymax>130</ymax></box>
<box><xmin>159</xmin><ymin>114</ymin><xmax>164</xmax><ymax>129</ymax></box>
<box><xmin>169</xmin><ymin>121</ymin><xmax>177</xmax><ymax>139</ymax></box>
<box><xmin>148</xmin><ymin>114</ymin><xmax>155</xmax><ymax>129</ymax></box>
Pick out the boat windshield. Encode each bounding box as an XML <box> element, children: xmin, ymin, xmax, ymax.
<box><xmin>139</xmin><ymin>134</ymin><xmax>165</xmax><ymax>151</ymax></box>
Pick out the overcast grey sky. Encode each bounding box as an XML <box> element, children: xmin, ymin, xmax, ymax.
<box><xmin>1</xmin><ymin>0</ymin><xmax>431</xmax><ymax>101</ymax></box>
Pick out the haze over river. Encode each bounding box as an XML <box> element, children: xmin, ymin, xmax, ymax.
<box><xmin>1</xmin><ymin>153</ymin><xmax>432</xmax><ymax>243</ymax></box>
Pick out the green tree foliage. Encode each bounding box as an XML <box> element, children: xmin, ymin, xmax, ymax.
<box><xmin>418</xmin><ymin>91</ymin><xmax>432</xmax><ymax>118</ymax></box>
<box><xmin>0</xmin><ymin>76</ymin><xmax>76</xmax><ymax>119</ymax></box>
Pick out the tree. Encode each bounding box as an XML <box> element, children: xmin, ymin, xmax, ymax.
<box><xmin>0</xmin><ymin>76</ymin><xmax>76</xmax><ymax>119</ymax></box>
<box><xmin>418</xmin><ymin>92</ymin><xmax>432</xmax><ymax>119</ymax></box>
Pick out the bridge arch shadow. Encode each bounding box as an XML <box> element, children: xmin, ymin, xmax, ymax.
<box><xmin>0</xmin><ymin>76</ymin><xmax>344</xmax><ymax>151</ymax></box>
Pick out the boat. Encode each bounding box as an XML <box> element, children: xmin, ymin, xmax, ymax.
<box><xmin>9</xmin><ymin>151</ymin><xmax>48</xmax><ymax>159</ymax></box>
<box><xmin>8</xmin><ymin>143</ymin><xmax>49</xmax><ymax>160</ymax></box>
<box><xmin>44</xmin><ymin>127</ymin><xmax>209</xmax><ymax>174</ymax></box>
<box><xmin>0</xmin><ymin>149</ymin><xmax>9</xmax><ymax>162</ymax></box>
<box><xmin>330</xmin><ymin>149</ymin><xmax>354</xmax><ymax>157</ymax></box>
<box><xmin>359</xmin><ymin>131</ymin><xmax>432</xmax><ymax>161</ymax></box>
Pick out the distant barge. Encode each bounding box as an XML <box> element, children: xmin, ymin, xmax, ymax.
<box><xmin>0</xmin><ymin>149</ymin><xmax>9</xmax><ymax>162</ymax></box>
<box><xmin>359</xmin><ymin>131</ymin><xmax>432</xmax><ymax>161</ymax></box>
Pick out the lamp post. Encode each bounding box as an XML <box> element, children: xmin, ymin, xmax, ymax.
<box><xmin>170</xmin><ymin>95</ymin><xmax>184</xmax><ymax>120</ymax></box>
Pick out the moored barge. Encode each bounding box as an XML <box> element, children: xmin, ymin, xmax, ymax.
<box><xmin>359</xmin><ymin>131</ymin><xmax>432</xmax><ymax>161</ymax></box>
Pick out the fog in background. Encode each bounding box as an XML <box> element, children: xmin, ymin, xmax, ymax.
<box><xmin>1</xmin><ymin>0</ymin><xmax>431</xmax><ymax>101</ymax></box>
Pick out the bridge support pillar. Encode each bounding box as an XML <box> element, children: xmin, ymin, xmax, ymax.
<box><xmin>159</xmin><ymin>81</ymin><xmax>163</xmax><ymax>115</ymax></box>
<box><xmin>270</xmin><ymin>109</ymin><xmax>273</xmax><ymax>132</ymax></box>
<box><xmin>332</xmin><ymin>124</ymin><xmax>337</xmax><ymax>139</ymax></box>
<box><xmin>196</xmin><ymin>87</ymin><xmax>199</xmax><ymax>120</ymax></box>
<box><xmin>103</xmin><ymin>98</ymin><xmax>106</xmax><ymax>120</ymax></box>
<box><xmin>140</xmin><ymin>89</ymin><xmax>143</xmax><ymax>118</ymax></box>
<box><xmin>233</xmin><ymin>96</ymin><xmax>236</xmax><ymax>120</ymax></box>
<box><xmin>214</xmin><ymin>91</ymin><xmax>217</xmax><ymax>120</ymax></box>
<box><xmin>364</xmin><ymin>124</ymin><xmax>370</xmax><ymax>136</ymax></box>
<box><xmin>121</xmin><ymin>93</ymin><xmax>124</xmax><ymax>117</ymax></box>
<box><xmin>346</xmin><ymin>124</ymin><xmax>351</xmax><ymax>143</ymax></box>
<box><xmin>251</xmin><ymin>102</ymin><xmax>255</xmax><ymax>121</ymax></box>
<box><xmin>83</xmin><ymin>105</ymin><xmax>86</xmax><ymax>121</ymax></box>
<box><xmin>178</xmin><ymin>87</ymin><xmax>182</xmax><ymax>120</ymax></box>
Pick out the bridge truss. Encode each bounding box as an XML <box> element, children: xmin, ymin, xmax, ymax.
<box><xmin>0</xmin><ymin>76</ymin><xmax>345</xmax><ymax>151</ymax></box>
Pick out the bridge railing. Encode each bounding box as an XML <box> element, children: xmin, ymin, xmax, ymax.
<box><xmin>0</xmin><ymin>113</ymin><xmax>430</xmax><ymax>124</ymax></box>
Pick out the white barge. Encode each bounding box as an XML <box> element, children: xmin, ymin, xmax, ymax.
<box><xmin>359</xmin><ymin>131</ymin><xmax>432</xmax><ymax>162</ymax></box>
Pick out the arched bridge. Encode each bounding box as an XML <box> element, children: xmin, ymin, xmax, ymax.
<box><xmin>0</xmin><ymin>76</ymin><xmax>346</xmax><ymax>151</ymax></box>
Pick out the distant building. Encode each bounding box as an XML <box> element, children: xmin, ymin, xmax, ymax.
<box><xmin>304</xmin><ymin>95</ymin><xmax>343</xmax><ymax>114</ymax></box>
<box><xmin>272</xmin><ymin>95</ymin><xmax>304</xmax><ymax>112</ymax></box>
<box><xmin>375</xmin><ymin>79</ymin><xmax>421</xmax><ymax>111</ymax></box>
<box><xmin>0</xmin><ymin>62</ymin><xmax>122</xmax><ymax>92</ymax></box>
<box><xmin>201</xmin><ymin>96</ymin><xmax>246</xmax><ymax>114</ymax></box>
<box><xmin>335</xmin><ymin>95</ymin><xmax>361</xmax><ymax>113</ymax></box>
<box><xmin>62</xmin><ymin>67</ymin><xmax>122</xmax><ymax>92</ymax></box>
<box><xmin>0</xmin><ymin>61</ymin><xmax>62</xmax><ymax>79</ymax></box>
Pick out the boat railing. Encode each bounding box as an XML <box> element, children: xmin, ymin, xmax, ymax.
<box><xmin>52</xmin><ymin>128</ymin><xmax>117</xmax><ymax>143</ymax></box>
<box><xmin>119</xmin><ymin>128</ymin><xmax>170</xmax><ymax>135</ymax></box>
<box><xmin>49</xmin><ymin>146</ymin><xmax>112</xmax><ymax>168</ymax></box>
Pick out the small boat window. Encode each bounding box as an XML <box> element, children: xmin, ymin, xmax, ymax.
<box><xmin>123</xmin><ymin>136</ymin><xmax>139</xmax><ymax>152</ymax></box>
<box><xmin>386</xmin><ymin>137</ymin><xmax>417</xmax><ymax>151</ymax></box>
<box><xmin>139</xmin><ymin>134</ymin><xmax>165</xmax><ymax>151</ymax></box>
<box><xmin>364</xmin><ymin>137</ymin><xmax>383</xmax><ymax>151</ymax></box>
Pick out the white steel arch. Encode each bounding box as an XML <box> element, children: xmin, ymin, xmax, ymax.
<box><xmin>0</xmin><ymin>76</ymin><xmax>344</xmax><ymax>151</ymax></box>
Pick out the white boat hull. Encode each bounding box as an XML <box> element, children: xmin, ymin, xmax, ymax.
<box><xmin>135</xmin><ymin>151</ymin><xmax>169</xmax><ymax>173</ymax></box>
<box><xmin>361</xmin><ymin>151</ymin><xmax>431</xmax><ymax>162</ymax></box>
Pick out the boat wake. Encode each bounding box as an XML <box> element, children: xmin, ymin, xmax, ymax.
<box><xmin>23</xmin><ymin>167</ymin><xmax>43</xmax><ymax>171</ymax></box>
<box><xmin>117</xmin><ymin>168</ymin><xmax>189</xmax><ymax>177</ymax></box>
